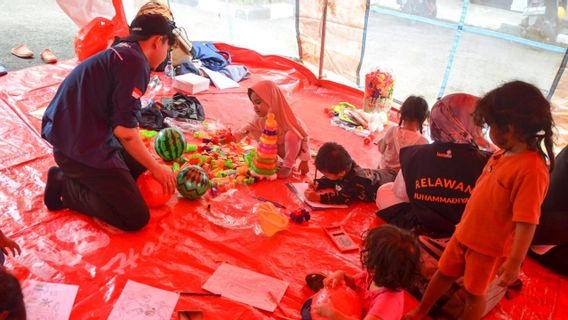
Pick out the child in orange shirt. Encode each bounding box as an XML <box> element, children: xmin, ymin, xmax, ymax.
<box><xmin>405</xmin><ymin>81</ymin><xmax>555</xmax><ymax>320</ymax></box>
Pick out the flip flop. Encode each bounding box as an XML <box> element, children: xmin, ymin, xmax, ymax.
<box><xmin>41</xmin><ymin>49</ymin><xmax>57</xmax><ymax>64</ymax></box>
<box><xmin>11</xmin><ymin>44</ymin><xmax>33</xmax><ymax>58</ymax></box>
<box><xmin>305</xmin><ymin>273</ymin><xmax>326</xmax><ymax>292</ymax></box>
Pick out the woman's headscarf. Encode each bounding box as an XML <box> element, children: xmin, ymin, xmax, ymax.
<box><xmin>429</xmin><ymin>93</ymin><xmax>483</xmax><ymax>145</ymax></box>
<box><xmin>247</xmin><ymin>80</ymin><xmax>308</xmax><ymax>141</ymax></box>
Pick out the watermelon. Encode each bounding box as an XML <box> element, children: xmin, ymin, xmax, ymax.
<box><xmin>154</xmin><ymin>128</ymin><xmax>187</xmax><ymax>162</ymax></box>
<box><xmin>176</xmin><ymin>165</ymin><xmax>210</xmax><ymax>200</ymax></box>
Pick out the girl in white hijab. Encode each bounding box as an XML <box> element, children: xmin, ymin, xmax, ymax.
<box><xmin>236</xmin><ymin>80</ymin><xmax>310</xmax><ymax>178</ymax></box>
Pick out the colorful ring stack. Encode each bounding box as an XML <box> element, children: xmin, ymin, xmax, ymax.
<box><xmin>250</xmin><ymin>113</ymin><xmax>278</xmax><ymax>180</ymax></box>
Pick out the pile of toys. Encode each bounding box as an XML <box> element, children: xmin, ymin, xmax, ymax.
<box><xmin>326</xmin><ymin>102</ymin><xmax>376</xmax><ymax>141</ymax></box>
<box><xmin>363</xmin><ymin>69</ymin><xmax>395</xmax><ymax>114</ymax></box>
<box><xmin>143</xmin><ymin>126</ymin><xmax>258</xmax><ymax>199</ymax></box>
<box><xmin>363</xmin><ymin>69</ymin><xmax>395</xmax><ymax>132</ymax></box>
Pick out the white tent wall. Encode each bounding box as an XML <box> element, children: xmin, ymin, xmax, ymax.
<box><xmin>56</xmin><ymin>0</ymin><xmax>568</xmax><ymax>149</ymax></box>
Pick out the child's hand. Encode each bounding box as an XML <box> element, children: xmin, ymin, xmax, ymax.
<box><xmin>307</xmin><ymin>180</ymin><xmax>318</xmax><ymax>190</ymax></box>
<box><xmin>298</xmin><ymin>161</ymin><xmax>309</xmax><ymax>176</ymax></box>
<box><xmin>323</xmin><ymin>270</ymin><xmax>346</xmax><ymax>289</ymax></box>
<box><xmin>315</xmin><ymin>298</ymin><xmax>336</xmax><ymax>318</ymax></box>
<box><xmin>0</xmin><ymin>235</ymin><xmax>21</xmax><ymax>257</ymax></box>
<box><xmin>497</xmin><ymin>258</ymin><xmax>521</xmax><ymax>287</ymax></box>
<box><xmin>304</xmin><ymin>189</ymin><xmax>320</xmax><ymax>202</ymax></box>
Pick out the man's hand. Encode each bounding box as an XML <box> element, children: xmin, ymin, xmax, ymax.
<box><xmin>150</xmin><ymin>165</ymin><xmax>176</xmax><ymax>195</ymax></box>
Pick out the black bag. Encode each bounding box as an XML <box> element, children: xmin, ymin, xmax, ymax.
<box><xmin>139</xmin><ymin>102</ymin><xmax>169</xmax><ymax>131</ymax></box>
<box><xmin>161</xmin><ymin>93</ymin><xmax>205</xmax><ymax>121</ymax></box>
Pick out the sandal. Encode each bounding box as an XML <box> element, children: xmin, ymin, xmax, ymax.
<box><xmin>305</xmin><ymin>273</ymin><xmax>326</xmax><ymax>293</ymax></box>
<box><xmin>40</xmin><ymin>49</ymin><xmax>57</xmax><ymax>64</ymax></box>
<box><xmin>11</xmin><ymin>44</ymin><xmax>33</xmax><ymax>58</ymax></box>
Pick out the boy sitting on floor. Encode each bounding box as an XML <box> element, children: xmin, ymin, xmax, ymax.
<box><xmin>304</xmin><ymin>142</ymin><xmax>390</xmax><ymax>205</ymax></box>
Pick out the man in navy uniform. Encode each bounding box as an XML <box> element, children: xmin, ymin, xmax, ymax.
<box><xmin>42</xmin><ymin>14</ymin><xmax>177</xmax><ymax>231</ymax></box>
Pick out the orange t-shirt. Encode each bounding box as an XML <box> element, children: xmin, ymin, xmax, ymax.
<box><xmin>455</xmin><ymin>150</ymin><xmax>549</xmax><ymax>257</ymax></box>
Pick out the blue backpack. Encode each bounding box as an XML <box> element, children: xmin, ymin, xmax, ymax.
<box><xmin>191</xmin><ymin>42</ymin><xmax>232</xmax><ymax>71</ymax></box>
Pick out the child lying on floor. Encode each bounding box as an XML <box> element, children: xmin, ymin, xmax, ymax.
<box><xmin>304</xmin><ymin>142</ymin><xmax>392</xmax><ymax>205</ymax></box>
<box><xmin>301</xmin><ymin>224</ymin><xmax>422</xmax><ymax>320</ymax></box>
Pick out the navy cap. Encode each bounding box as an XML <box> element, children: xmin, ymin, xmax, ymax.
<box><xmin>123</xmin><ymin>14</ymin><xmax>176</xmax><ymax>45</ymax></box>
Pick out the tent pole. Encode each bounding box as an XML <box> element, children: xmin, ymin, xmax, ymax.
<box><xmin>548</xmin><ymin>48</ymin><xmax>568</xmax><ymax>100</ymax></box>
<box><xmin>318</xmin><ymin>0</ymin><xmax>328</xmax><ymax>79</ymax></box>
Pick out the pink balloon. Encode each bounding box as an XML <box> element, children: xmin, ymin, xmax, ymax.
<box><xmin>311</xmin><ymin>284</ymin><xmax>362</xmax><ymax>320</ymax></box>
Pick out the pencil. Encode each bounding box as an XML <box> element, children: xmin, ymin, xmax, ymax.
<box><xmin>252</xmin><ymin>196</ymin><xmax>287</xmax><ymax>209</ymax></box>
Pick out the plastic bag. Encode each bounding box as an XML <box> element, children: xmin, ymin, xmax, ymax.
<box><xmin>73</xmin><ymin>0</ymin><xmax>129</xmax><ymax>61</ymax></box>
<box><xmin>74</xmin><ymin>17</ymin><xmax>115</xmax><ymax>61</ymax></box>
<box><xmin>56</xmin><ymin>0</ymin><xmax>116</xmax><ymax>28</ymax></box>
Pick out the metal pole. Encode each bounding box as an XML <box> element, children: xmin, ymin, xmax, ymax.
<box><xmin>548</xmin><ymin>48</ymin><xmax>568</xmax><ymax>100</ymax></box>
<box><xmin>318</xmin><ymin>0</ymin><xmax>328</xmax><ymax>79</ymax></box>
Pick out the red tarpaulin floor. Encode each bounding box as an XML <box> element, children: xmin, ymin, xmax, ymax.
<box><xmin>0</xmin><ymin>44</ymin><xmax>566</xmax><ymax>319</ymax></box>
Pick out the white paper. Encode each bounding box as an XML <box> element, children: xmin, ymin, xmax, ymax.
<box><xmin>107</xmin><ymin>280</ymin><xmax>179</xmax><ymax>320</ymax></box>
<box><xmin>23</xmin><ymin>280</ymin><xmax>79</xmax><ymax>320</ymax></box>
<box><xmin>288</xmin><ymin>182</ymin><xmax>349</xmax><ymax>209</ymax></box>
<box><xmin>200</xmin><ymin>67</ymin><xmax>239</xmax><ymax>90</ymax></box>
<box><xmin>202</xmin><ymin>263</ymin><xmax>288</xmax><ymax>312</ymax></box>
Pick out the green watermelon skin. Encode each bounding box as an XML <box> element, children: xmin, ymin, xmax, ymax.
<box><xmin>176</xmin><ymin>165</ymin><xmax>209</xmax><ymax>200</ymax></box>
<box><xmin>154</xmin><ymin>128</ymin><xmax>187</xmax><ymax>162</ymax></box>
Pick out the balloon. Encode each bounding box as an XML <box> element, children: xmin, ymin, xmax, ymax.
<box><xmin>176</xmin><ymin>166</ymin><xmax>209</xmax><ymax>200</ymax></box>
<box><xmin>311</xmin><ymin>284</ymin><xmax>362</xmax><ymax>320</ymax></box>
<box><xmin>136</xmin><ymin>171</ymin><xmax>172</xmax><ymax>208</ymax></box>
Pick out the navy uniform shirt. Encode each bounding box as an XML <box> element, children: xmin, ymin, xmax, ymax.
<box><xmin>42</xmin><ymin>42</ymin><xmax>150</xmax><ymax>170</ymax></box>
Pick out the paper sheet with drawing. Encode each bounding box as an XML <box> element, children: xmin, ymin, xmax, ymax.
<box><xmin>202</xmin><ymin>263</ymin><xmax>288</xmax><ymax>312</ymax></box>
<box><xmin>287</xmin><ymin>182</ymin><xmax>349</xmax><ymax>209</ymax></box>
<box><xmin>107</xmin><ymin>280</ymin><xmax>179</xmax><ymax>320</ymax></box>
<box><xmin>22</xmin><ymin>280</ymin><xmax>79</xmax><ymax>320</ymax></box>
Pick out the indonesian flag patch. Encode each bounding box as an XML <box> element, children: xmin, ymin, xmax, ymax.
<box><xmin>131</xmin><ymin>87</ymin><xmax>143</xmax><ymax>99</ymax></box>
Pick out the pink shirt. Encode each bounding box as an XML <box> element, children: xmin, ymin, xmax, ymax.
<box><xmin>377</xmin><ymin>126</ymin><xmax>428</xmax><ymax>170</ymax></box>
<box><xmin>353</xmin><ymin>271</ymin><xmax>404</xmax><ymax>320</ymax></box>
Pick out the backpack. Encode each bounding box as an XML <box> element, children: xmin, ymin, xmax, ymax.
<box><xmin>413</xmin><ymin>236</ymin><xmax>508</xmax><ymax>319</ymax></box>
<box><xmin>191</xmin><ymin>42</ymin><xmax>231</xmax><ymax>71</ymax></box>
